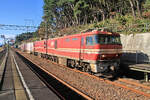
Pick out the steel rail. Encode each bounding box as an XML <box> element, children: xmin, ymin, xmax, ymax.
<box><xmin>71</xmin><ymin>67</ymin><xmax>150</xmax><ymax>98</ymax></box>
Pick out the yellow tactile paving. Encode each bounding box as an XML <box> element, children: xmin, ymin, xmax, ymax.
<box><xmin>11</xmin><ymin>53</ymin><xmax>28</xmax><ymax>100</ymax></box>
<box><xmin>15</xmin><ymin>90</ymin><xmax>28</xmax><ymax>100</ymax></box>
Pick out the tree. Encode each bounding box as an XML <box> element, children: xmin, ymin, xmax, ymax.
<box><xmin>41</xmin><ymin>0</ymin><xmax>147</xmax><ymax>35</ymax></box>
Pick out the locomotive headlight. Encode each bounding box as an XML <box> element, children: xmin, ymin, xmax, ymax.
<box><xmin>102</xmin><ymin>54</ymin><xmax>106</xmax><ymax>58</ymax></box>
<box><xmin>116</xmin><ymin>54</ymin><xmax>120</xmax><ymax>57</ymax></box>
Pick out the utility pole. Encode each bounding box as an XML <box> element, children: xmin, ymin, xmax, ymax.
<box><xmin>24</xmin><ymin>19</ymin><xmax>34</xmax><ymax>42</ymax></box>
<box><xmin>24</xmin><ymin>19</ymin><xmax>34</xmax><ymax>33</ymax></box>
<box><xmin>7</xmin><ymin>40</ymin><xmax>9</xmax><ymax>50</ymax></box>
<box><xmin>45</xmin><ymin>20</ymin><xmax>48</xmax><ymax>55</ymax></box>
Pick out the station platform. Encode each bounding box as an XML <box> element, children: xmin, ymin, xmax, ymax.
<box><xmin>0</xmin><ymin>50</ymin><xmax>60</xmax><ymax>100</ymax></box>
<box><xmin>123</xmin><ymin>62</ymin><xmax>150</xmax><ymax>82</ymax></box>
<box><xmin>129</xmin><ymin>64</ymin><xmax>150</xmax><ymax>82</ymax></box>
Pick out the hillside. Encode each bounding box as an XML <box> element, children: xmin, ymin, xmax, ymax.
<box><xmin>54</xmin><ymin>16</ymin><xmax>150</xmax><ymax>36</ymax></box>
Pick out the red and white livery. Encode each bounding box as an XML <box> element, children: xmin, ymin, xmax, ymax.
<box><xmin>32</xmin><ymin>29</ymin><xmax>122</xmax><ymax>74</ymax></box>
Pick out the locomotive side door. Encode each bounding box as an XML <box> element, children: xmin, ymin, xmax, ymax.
<box><xmin>80</xmin><ymin>37</ymin><xmax>85</xmax><ymax>60</ymax></box>
<box><xmin>85</xmin><ymin>36</ymin><xmax>94</xmax><ymax>59</ymax></box>
<box><xmin>80</xmin><ymin>35</ymin><xmax>94</xmax><ymax>60</ymax></box>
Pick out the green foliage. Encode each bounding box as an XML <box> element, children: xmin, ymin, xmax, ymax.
<box><xmin>144</xmin><ymin>0</ymin><xmax>150</xmax><ymax>10</ymax></box>
<box><xmin>15</xmin><ymin>32</ymin><xmax>38</xmax><ymax>43</ymax></box>
<box><xmin>92</xmin><ymin>15</ymin><xmax>150</xmax><ymax>35</ymax></box>
<box><xmin>117</xmin><ymin>16</ymin><xmax>127</xmax><ymax>25</ymax></box>
<box><xmin>42</xmin><ymin>0</ymin><xmax>148</xmax><ymax>33</ymax></box>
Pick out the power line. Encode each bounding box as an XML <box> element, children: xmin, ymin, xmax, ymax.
<box><xmin>0</xmin><ymin>24</ymin><xmax>38</xmax><ymax>31</ymax></box>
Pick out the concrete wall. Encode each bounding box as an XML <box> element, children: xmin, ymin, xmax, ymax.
<box><xmin>120</xmin><ymin>33</ymin><xmax>150</xmax><ymax>63</ymax></box>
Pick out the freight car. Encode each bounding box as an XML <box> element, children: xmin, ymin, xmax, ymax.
<box><xmin>21</xmin><ymin>28</ymin><xmax>122</xmax><ymax>76</ymax></box>
<box><xmin>19</xmin><ymin>42</ymin><xmax>33</xmax><ymax>53</ymax></box>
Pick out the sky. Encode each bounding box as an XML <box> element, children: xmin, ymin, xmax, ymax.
<box><xmin>0</xmin><ymin>0</ymin><xmax>44</xmax><ymax>45</ymax></box>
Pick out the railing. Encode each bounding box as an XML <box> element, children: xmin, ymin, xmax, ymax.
<box><xmin>121</xmin><ymin>50</ymin><xmax>150</xmax><ymax>64</ymax></box>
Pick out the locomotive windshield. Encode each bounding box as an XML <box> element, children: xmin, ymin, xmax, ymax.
<box><xmin>94</xmin><ymin>35</ymin><xmax>121</xmax><ymax>45</ymax></box>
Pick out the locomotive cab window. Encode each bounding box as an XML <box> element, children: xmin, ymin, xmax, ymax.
<box><xmin>94</xmin><ymin>35</ymin><xmax>121</xmax><ymax>45</ymax></box>
<box><xmin>86</xmin><ymin>36</ymin><xmax>93</xmax><ymax>45</ymax></box>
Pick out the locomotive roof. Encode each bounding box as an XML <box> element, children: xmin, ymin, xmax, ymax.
<box><xmin>35</xmin><ymin>28</ymin><xmax>120</xmax><ymax>42</ymax></box>
<box><xmin>49</xmin><ymin>28</ymin><xmax>120</xmax><ymax>40</ymax></box>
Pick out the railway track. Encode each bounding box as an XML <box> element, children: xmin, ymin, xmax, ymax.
<box><xmin>0</xmin><ymin>49</ymin><xmax>6</xmax><ymax>64</ymax></box>
<box><xmin>15</xmin><ymin>49</ymin><xmax>150</xmax><ymax>99</ymax></box>
<box><xmin>116</xmin><ymin>78</ymin><xmax>150</xmax><ymax>97</ymax></box>
<box><xmin>70</xmin><ymin>67</ymin><xmax>150</xmax><ymax>98</ymax></box>
<box><xmin>72</xmin><ymin>66</ymin><xmax>150</xmax><ymax>98</ymax></box>
<box><xmin>45</xmin><ymin>55</ymin><xmax>150</xmax><ymax>98</ymax></box>
<box><xmin>16</xmin><ymin>51</ymin><xmax>93</xmax><ymax>100</ymax></box>
<box><xmin>71</xmin><ymin>65</ymin><xmax>150</xmax><ymax>98</ymax></box>
<box><xmin>0</xmin><ymin>49</ymin><xmax>8</xmax><ymax>90</ymax></box>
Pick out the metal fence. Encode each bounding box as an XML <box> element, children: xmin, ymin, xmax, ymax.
<box><xmin>121</xmin><ymin>50</ymin><xmax>150</xmax><ymax>64</ymax></box>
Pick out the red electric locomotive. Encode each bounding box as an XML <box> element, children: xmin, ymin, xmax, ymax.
<box><xmin>34</xmin><ymin>28</ymin><xmax>122</xmax><ymax>75</ymax></box>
